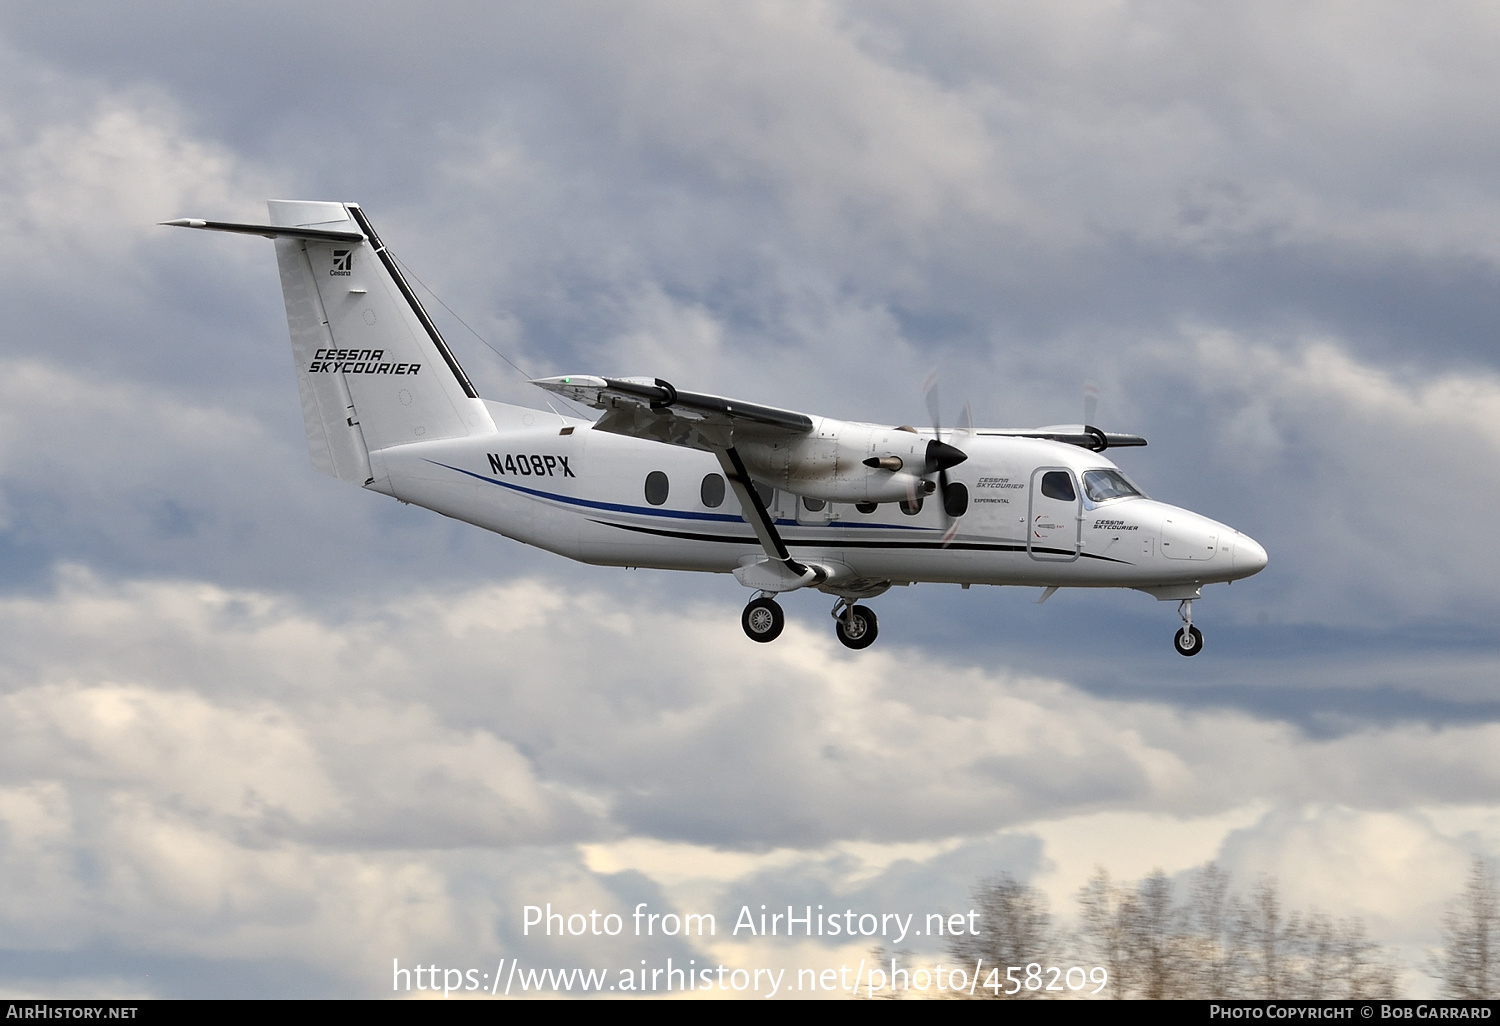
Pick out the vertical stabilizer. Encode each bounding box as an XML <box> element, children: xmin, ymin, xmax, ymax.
<box><xmin>265</xmin><ymin>200</ymin><xmax>493</xmax><ymax>481</ymax></box>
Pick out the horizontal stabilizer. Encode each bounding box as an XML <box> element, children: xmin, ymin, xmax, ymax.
<box><xmin>160</xmin><ymin>218</ymin><xmax>365</xmax><ymax>243</ymax></box>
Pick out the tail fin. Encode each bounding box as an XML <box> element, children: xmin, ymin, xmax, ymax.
<box><xmin>169</xmin><ymin>201</ymin><xmax>494</xmax><ymax>482</ymax></box>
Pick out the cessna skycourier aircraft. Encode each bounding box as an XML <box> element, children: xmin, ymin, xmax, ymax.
<box><xmin>166</xmin><ymin>201</ymin><xmax>1267</xmax><ymax>655</ymax></box>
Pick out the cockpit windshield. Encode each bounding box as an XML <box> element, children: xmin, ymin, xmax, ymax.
<box><xmin>1082</xmin><ymin>469</ymin><xmax>1144</xmax><ymax>503</ymax></box>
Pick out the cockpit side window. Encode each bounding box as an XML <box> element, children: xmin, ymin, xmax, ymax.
<box><xmin>1082</xmin><ymin>469</ymin><xmax>1143</xmax><ymax>503</ymax></box>
<box><xmin>1041</xmin><ymin>470</ymin><xmax>1076</xmax><ymax>502</ymax></box>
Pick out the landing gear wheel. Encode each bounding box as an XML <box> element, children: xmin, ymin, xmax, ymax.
<box><xmin>742</xmin><ymin>597</ymin><xmax>784</xmax><ymax>643</ymax></box>
<box><xmin>835</xmin><ymin>605</ymin><xmax>879</xmax><ymax>650</ymax></box>
<box><xmin>1174</xmin><ymin>624</ymin><xmax>1203</xmax><ymax>657</ymax></box>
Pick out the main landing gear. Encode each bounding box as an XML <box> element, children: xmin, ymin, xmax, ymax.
<box><xmin>1173</xmin><ymin>599</ymin><xmax>1203</xmax><ymax>657</ymax></box>
<box><xmin>741</xmin><ymin>595</ymin><xmax>785</xmax><ymax>643</ymax></box>
<box><xmin>738</xmin><ymin>595</ymin><xmax>881</xmax><ymax>650</ymax></box>
<box><xmin>832</xmin><ymin>598</ymin><xmax>878</xmax><ymax>650</ymax></box>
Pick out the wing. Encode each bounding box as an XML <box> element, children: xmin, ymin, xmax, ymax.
<box><xmin>532</xmin><ymin>375</ymin><xmax>812</xmax><ymax>451</ymax></box>
<box><xmin>533</xmin><ymin>375</ymin><xmax>822</xmax><ymax>586</ymax></box>
<box><xmin>976</xmin><ymin>425</ymin><xmax>1147</xmax><ymax>452</ymax></box>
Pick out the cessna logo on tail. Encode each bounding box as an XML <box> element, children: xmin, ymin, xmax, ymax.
<box><xmin>330</xmin><ymin>250</ymin><xmax>352</xmax><ymax>276</ymax></box>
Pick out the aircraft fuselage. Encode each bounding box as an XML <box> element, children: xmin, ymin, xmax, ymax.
<box><xmin>368</xmin><ymin>400</ymin><xmax>1267</xmax><ymax>593</ymax></box>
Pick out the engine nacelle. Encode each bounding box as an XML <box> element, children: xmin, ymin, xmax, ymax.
<box><xmin>735</xmin><ymin>418</ymin><xmax>953</xmax><ymax>503</ymax></box>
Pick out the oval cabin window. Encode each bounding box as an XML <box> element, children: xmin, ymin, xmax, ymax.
<box><xmin>644</xmin><ymin>471</ymin><xmax>670</xmax><ymax>506</ymax></box>
<box><xmin>700</xmin><ymin>473</ymin><xmax>725</xmax><ymax>508</ymax></box>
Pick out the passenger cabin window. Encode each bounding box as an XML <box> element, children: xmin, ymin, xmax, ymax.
<box><xmin>802</xmin><ymin>496</ymin><xmax>826</xmax><ymax>512</ymax></box>
<box><xmin>644</xmin><ymin>471</ymin><xmax>670</xmax><ymax>505</ymax></box>
<box><xmin>1082</xmin><ymin>469</ymin><xmax>1142</xmax><ymax>503</ymax></box>
<box><xmin>700</xmin><ymin>473</ymin><xmax>725</xmax><ymax>508</ymax></box>
<box><xmin>1041</xmin><ymin>471</ymin><xmax>1076</xmax><ymax>502</ymax></box>
<box><xmin>943</xmin><ymin>482</ymin><xmax>969</xmax><ymax>518</ymax></box>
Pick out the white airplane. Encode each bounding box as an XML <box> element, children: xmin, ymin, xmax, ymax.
<box><xmin>166</xmin><ymin>201</ymin><xmax>1267</xmax><ymax>655</ymax></box>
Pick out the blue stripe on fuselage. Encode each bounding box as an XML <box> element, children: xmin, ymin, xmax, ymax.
<box><xmin>425</xmin><ymin>459</ymin><xmax>933</xmax><ymax>532</ymax></box>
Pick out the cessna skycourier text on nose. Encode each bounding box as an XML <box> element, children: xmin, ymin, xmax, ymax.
<box><xmin>165</xmin><ymin>202</ymin><xmax>1267</xmax><ymax>655</ymax></box>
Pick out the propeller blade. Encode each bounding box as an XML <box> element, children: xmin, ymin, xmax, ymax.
<box><xmin>956</xmin><ymin>400</ymin><xmax>974</xmax><ymax>441</ymax></box>
<box><xmin>1084</xmin><ymin>381</ymin><xmax>1099</xmax><ymax>427</ymax></box>
<box><xmin>923</xmin><ymin>372</ymin><xmax>942</xmax><ymax>439</ymax></box>
<box><xmin>938</xmin><ymin>468</ymin><xmax>958</xmax><ymax>547</ymax></box>
<box><xmin>939</xmin><ymin>516</ymin><xmax>962</xmax><ymax>548</ymax></box>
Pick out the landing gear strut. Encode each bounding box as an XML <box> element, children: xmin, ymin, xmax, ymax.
<box><xmin>832</xmin><ymin>599</ymin><xmax>879</xmax><ymax>650</ymax></box>
<box><xmin>1173</xmin><ymin>599</ymin><xmax>1203</xmax><ymax>657</ymax></box>
<box><xmin>742</xmin><ymin>595</ymin><xmax>784</xmax><ymax>643</ymax></box>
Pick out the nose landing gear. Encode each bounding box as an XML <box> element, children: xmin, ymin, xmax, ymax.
<box><xmin>1173</xmin><ymin>599</ymin><xmax>1203</xmax><ymax>657</ymax></box>
<box><xmin>832</xmin><ymin>599</ymin><xmax>879</xmax><ymax>650</ymax></box>
<box><xmin>741</xmin><ymin>595</ymin><xmax>785</xmax><ymax>642</ymax></box>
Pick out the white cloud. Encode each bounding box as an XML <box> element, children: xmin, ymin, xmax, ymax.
<box><xmin>0</xmin><ymin>88</ymin><xmax>274</xmax><ymax>290</ymax></box>
<box><xmin>0</xmin><ymin>567</ymin><xmax>1495</xmax><ymax>991</ymax></box>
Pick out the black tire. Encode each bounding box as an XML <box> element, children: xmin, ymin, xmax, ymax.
<box><xmin>835</xmin><ymin>605</ymin><xmax>879</xmax><ymax>650</ymax></box>
<box><xmin>742</xmin><ymin>597</ymin><xmax>785</xmax><ymax>643</ymax></box>
<box><xmin>1174</xmin><ymin>624</ymin><xmax>1203</xmax><ymax>657</ymax></box>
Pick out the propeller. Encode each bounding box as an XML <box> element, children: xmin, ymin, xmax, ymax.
<box><xmin>921</xmin><ymin>373</ymin><xmax>969</xmax><ymax>544</ymax></box>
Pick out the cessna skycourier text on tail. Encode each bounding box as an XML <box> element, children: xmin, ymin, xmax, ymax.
<box><xmin>165</xmin><ymin>201</ymin><xmax>1267</xmax><ymax>654</ymax></box>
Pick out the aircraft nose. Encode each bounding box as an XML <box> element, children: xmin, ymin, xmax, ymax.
<box><xmin>1235</xmin><ymin>534</ymin><xmax>1269</xmax><ymax>577</ymax></box>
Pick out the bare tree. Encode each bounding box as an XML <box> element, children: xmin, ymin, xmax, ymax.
<box><xmin>1071</xmin><ymin>864</ymin><xmax>1396</xmax><ymax>999</ymax></box>
<box><xmin>1076</xmin><ymin>866</ymin><xmax>1198</xmax><ymax>998</ymax></box>
<box><xmin>1120</xmin><ymin>869</ymin><xmax>1193</xmax><ymax>998</ymax></box>
<box><xmin>950</xmin><ymin>874</ymin><xmax>1054</xmax><ymax>998</ymax></box>
<box><xmin>1301</xmin><ymin>912</ymin><xmax>1396</xmax><ymax>999</ymax></box>
<box><xmin>1236</xmin><ymin>876</ymin><xmax>1302</xmax><ymax>998</ymax></box>
<box><xmin>1076</xmin><ymin>867</ymin><xmax>1138</xmax><ymax>998</ymax></box>
<box><xmin>1181</xmin><ymin>862</ymin><xmax>1238</xmax><ymax>997</ymax></box>
<box><xmin>1435</xmin><ymin>856</ymin><xmax>1500</xmax><ymax>998</ymax></box>
<box><xmin>1227</xmin><ymin>877</ymin><xmax>1397</xmax><ymax>999</ymax></box>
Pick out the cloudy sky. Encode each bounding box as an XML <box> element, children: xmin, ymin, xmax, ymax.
<box><xmin>1</xmin><ymin>0</ymin><xmax>1499</xmax><ymax>998</ymax></box>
